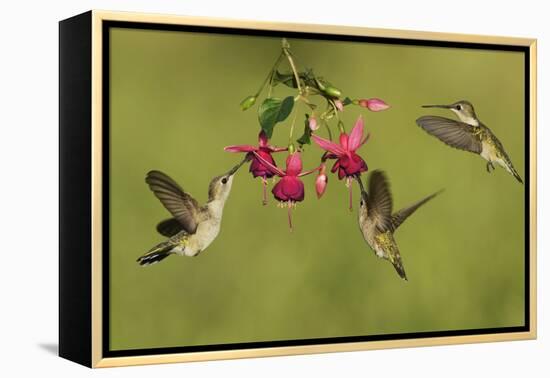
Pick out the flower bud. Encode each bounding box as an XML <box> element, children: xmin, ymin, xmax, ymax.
<box><xmin>315</xmin><ymin>164</ymin><xmax>328</xmax><ymax>198</ymax></box>
<box><xmin>358</xmin><ymin>98</ymin><xmax>390</xmax><ymax>112</ymax></box>
<box><xmin>240</xmin><ymin>95</ymin><xmax>257</xmax><ymax>111</ymax></box>
<box><xmin>334</xmin><ymin>99</ymin><xmax>344</xmax><ymax>112</ymax></box>
<box><xmin>323</xmin><ymin>85</ymin><xmax>342</xmax><ymax>98</ymax></box>
<box><xmin>308</xmin><ymin>116</ymin><xmax>319</xmax><ymax>131</ymax></box>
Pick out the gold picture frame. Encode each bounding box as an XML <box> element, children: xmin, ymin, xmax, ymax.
<box><xmin>59</xmin><ymin>10</ymin><xmax>537</xmax><ymax>368</ymax></box>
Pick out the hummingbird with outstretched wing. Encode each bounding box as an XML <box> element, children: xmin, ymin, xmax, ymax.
<box><xmin>137</xmin><ymin>159</ymin><xmax>247</xmax><ymax>266</ymax></box>
<box><xmin>416</xmin><ymin>100</ymin><xmax>523</xmax><ymax>183</ymax></box>
<box><xmin>357</xmin><ymin>171</ymin><xmax>441</xmax><ymax>280</ymax></box>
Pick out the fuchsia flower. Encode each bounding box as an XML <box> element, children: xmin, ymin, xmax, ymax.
<box><xmin>224</xmin><ymin>131</ymin><xmax>286</xmax><ymax>204</ymax></box>
<box><xmin>252</xmin><ymin>151</ymin><xmax>320</xmax><ymax>231</ymax></box>
<box><xmin>358</xmin><ymin>98</ymin><xmax>390</xmax><ymax>112</ymax></box>
<box><xmin>311</xmin><ymin>116</ymin><xmax>370</xmax><ymax>211</ymax></box>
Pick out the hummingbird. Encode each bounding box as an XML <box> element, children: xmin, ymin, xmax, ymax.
<box><xmin>356</xmin><ymin>171</ymin><xmax>441</xmax><ymax>280</ymax></box>
<box><xmin>137</xmin><ymin>158</ymin><xmax>247</xmax><ymax>266</ymax></box>
<box><xmin>416</xmin><ymin>100</ymin><xmax>523</xmax><ymax>183</ymax></box>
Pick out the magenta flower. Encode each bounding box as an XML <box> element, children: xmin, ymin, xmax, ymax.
<box><xmin>358</xmin><ymin>98</ymin><xmax>390</xmax><ymax>112</ymax></box>
<box><xmin>225</xmin><ymin>131</ymin><xmax>286</xmax><ymax>204</ymax></box>
<box><xmin>252</xmin><ymin>151</ymin><xmax>319</xmax><ymax>231</ymax></box>
<box><xmin>311</xmin><ymin>116</ymin><xmax>370</xmax><ymax>210</ymax></box>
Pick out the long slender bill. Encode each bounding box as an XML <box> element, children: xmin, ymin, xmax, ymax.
<box><xmin>227</xmin><ymin>155</ymin><xmax>250</xmax><ymax>176</ymax></box>
<box><xmin>421</xmin><ymin>104</ymin><xmax>452</xmax><ymax>109</ymax></box>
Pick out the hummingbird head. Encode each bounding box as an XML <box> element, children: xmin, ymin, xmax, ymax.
<box><xmin>422</xmin><ymin>100</ymin><xmax>478</xmax><ymax>126</ymax></box>
<box><xmin>207</xmin><ymin>157</ymin><xmax>247</xmax><ymax>203</ymax></box>
<box><xmin>208</xmin><ymin>173</ymin><xmax>234</xmax><ymax>203</ymax></box>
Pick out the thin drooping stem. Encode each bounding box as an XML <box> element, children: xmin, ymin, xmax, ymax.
<box><xmin>256</xmin><ymin>52</ymin><xmax>284</xmax><ymax>98</ymax></box>
<box><xmin>324</xmin><ymin>120</ymin><xmax>333</xmax><ymax>141</ymax></box>
<box><xmin>283</xmin><ymin>47</ymin><xmax>303</xmax><ymax>94</ymax></box>
<box><xmin>288</xmin><ymin>105</ymin><xmax>299</xmax><ymax>143</ymax></box>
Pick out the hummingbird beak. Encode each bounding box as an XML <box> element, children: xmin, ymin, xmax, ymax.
<box><xmin>226</xmin><ymin>156</ymin><xmax>249</xmax><ymax>176</ymax></box>
<box><xmin>354</xmin><ymin>175</ymin><xmax>368</xmax><ymax>200</ymax></box>
<box><xmin>421</xmin><ymin>104</ymin><xmax>452</xmax><ymax>109</ymax></box>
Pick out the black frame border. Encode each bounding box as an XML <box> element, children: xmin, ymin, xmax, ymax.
<box><xmin>101</xmin><ymin>20</ymin><xmax>531</xmax><ymax>359</ymax></box>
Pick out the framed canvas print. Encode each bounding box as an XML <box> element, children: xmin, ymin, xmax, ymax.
<box><xmin>59</xmin><ymin>10</ymin><xmax>537</xmax><ymax>368</ymax></box>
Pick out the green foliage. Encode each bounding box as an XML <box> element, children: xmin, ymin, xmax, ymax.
<box><xmin>258</xmin><ymin>96</ymin><xmax>295</xmax><ymax>138</ymax></box>
<box><xmin>272</xmin><ymin>71</ymin><xmax>298</xmax><ymax>88</ymax></box>
<box><xmin>297</xmin><ymin>114</ymin><xmax>313</xmax><ymax>146</ymax></box>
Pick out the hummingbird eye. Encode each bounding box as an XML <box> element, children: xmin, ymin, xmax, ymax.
<box><xmin>221</xmin><ymin>177</ymin><xmax>228</xmax><ymax>184</ymax></box>
<box><xmin>456</xmin><ymin>105</ymin><xmax>462</xmax><ymax>110</ymax></box>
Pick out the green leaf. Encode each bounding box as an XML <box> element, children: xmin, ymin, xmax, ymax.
<box><xmin>258</xmin><ymin>96</ymin><xmax>295</xmax><ymax>138</ymax></box>
<box><xmin>272</xmin><ymin>71</ymin><xmax>298</xmax><ymax>88</ymax></box>
<box><xmin>297</xmin><ymin>114</ymin><xmax>313</xmax><ymax>146</ymax></box>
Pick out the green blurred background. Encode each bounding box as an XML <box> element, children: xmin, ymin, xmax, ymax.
<box><xmin>108</xmin><ymin>27</ymin><xmax>525</xmax><ymax>351</ymax></box>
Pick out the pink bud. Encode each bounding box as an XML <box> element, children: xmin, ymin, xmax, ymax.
<box><xmin>308</xmin><ymin>116</ymin><xmax>319</xmax><ymax>131</ymax></box>
<box><xmin>358</xmin><ymin>98</ymin><xmax>390</xmax><ymax>112</ymax></box>
<box><xmin>334</xmin><ymin>99</ymin><xmax>344</xmax><ymax>112</ymax></box>
<box><xmin>315</xmin><ymin>164</ymin><xmax>328</xmax><ymax>198</ymax></box>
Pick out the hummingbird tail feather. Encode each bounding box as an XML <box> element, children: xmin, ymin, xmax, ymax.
<box><xmin>505</xmin><ymin>161</ymin><xmax>523</xmax><ymax>184</ymax></box>
<box><xmin>137</xmin><ymin>243</ymin><xmax>174</xmax><ymax>266</ymax></box>
<box><xmin>392</xmin><ymin>259</ymin><xmax>408</xmax><ymax>281</ymax></box>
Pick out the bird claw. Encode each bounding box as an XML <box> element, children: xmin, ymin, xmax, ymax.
<box><xmin>486</xmin><ymin>162</ymin><xmax>495</xmax><ymax>173</ymax></box>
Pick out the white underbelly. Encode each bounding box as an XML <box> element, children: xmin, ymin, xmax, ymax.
<box><xmin>185</xmin><ymin>219</ymin><xmax>221</xmax><ymax>256</ymax></box>
<box><xmin>480</xmin><ymin>141</ymin><xmax>496</xmax><ymax>162</ymax></box>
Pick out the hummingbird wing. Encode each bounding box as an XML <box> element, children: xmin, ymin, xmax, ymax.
<box><xmin>156</xmin><ymin>218</ymin><xmax>186</xmax><ymax>237</ymax></box>
<box><xmin>367</xmin><ymin>170</ymin><xmax>394</xmax><ymax>232</ymax></box>
<box><xmin>390</xmin><ymin>190</ymin><xmax>442</xmax><ymax>232</ymax></box>
<box><xmin>416</xmin><ymin>116</ymin><xmax>482</xmax><ymax>154</ymax></box>
<box><xmin>146</xmin><ymin>170</ymin><xmax>201</xmax><ymax>234</ymax></box>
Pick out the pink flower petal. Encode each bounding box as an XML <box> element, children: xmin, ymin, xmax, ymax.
<box><xmin>250</xmin><ymin>150</ymin><xmax>277</xmax><ymax>178</ymax></box>
<box><xmin>281</xmin><ymin>176</ymin><xmax>305</xmax><ymax>201</ymax></box>
<box><xmin>285</xmin><ymin>152</ymin><xmax>303</xmax><ymax>176</ymax></box>
<box><xmin>272</xmin><ymin>176</ymin><xmax>305</xmax><ymax>202</ymax></box>
<box><xmin>272</xmin><ymin>179</ymin><xmax>289</xmax><ymax>201</ymax></box>
<box><xmin>269</xmin><ymin>146</ymin><xmax>288</xmax><ymax>152</ymax></box>
<box><xmin>252</xmin><ymin>151</ymin><xmax>285</xmax><ymax>177</ymax></box>
<box><xmin>334</xmin><ymin>99</ymin><xmax>344</xmax><ymax>112</ymax></box>
<box><xmin>339</xmin><ymin>133</ymin><xmax>349</xmax><ymax>151</ymax></box>
<box><xmin>224</xmin><ymin>145</ymin><xmax>256</xmax><ymax>152</ymax></box>
<box><xmin>311</xmin><ymin>134</ymin><xmax>346</xmax><ymax>156</ymax></box>
<box><xmin>348</xmin><ymin>115</ymin><xmax>364</xmax><ymax>151</ymax></box>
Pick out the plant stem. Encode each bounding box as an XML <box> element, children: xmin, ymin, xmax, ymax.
<box><xmin>324</xmin><ymin>121</ymin><xmax>333</xmax><ymax>141</ymax></box>
<box><xmin>256</xmin><ymin>52</ymin><xmax>284</xmax><ymax>98</ymax></box>
<box><xmin>288</xmin><ymin>104</ymin><xmax>299</xmax><ymax>143</ymax></box>
<box><xmin>282</xmin><ymin>47</ymin><xmax>303</xmax><ymax>94</ymax></box>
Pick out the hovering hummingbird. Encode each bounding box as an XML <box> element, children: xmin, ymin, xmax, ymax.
<box><xmin>357</xmin><ymin>171</ymin><xmax>441</xmax><ymax>280</ymax></box>
<box><xmin>416</xmin><ymin>100</ymin><xmax>523</xmax><ymax>183</ymax></box>
<box><xmin>137</xmin><ymin>159</ymin><xmax>247</xmax><ymax>266</ymax></box>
